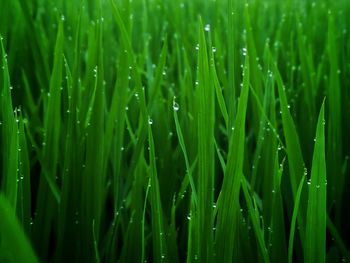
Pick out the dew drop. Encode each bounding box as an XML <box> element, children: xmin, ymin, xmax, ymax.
<box><xmin>93</xmin><ymin>66</ymin><xmax>98</xmax><ymax>78</ymax></box>
<box><xmin>173</xmin><ymin>98</ymin><xmax>180</xmax><ymax>111</ymax></box>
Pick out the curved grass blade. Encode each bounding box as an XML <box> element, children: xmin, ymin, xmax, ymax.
<box><xmin>274</xmin><ymin>62</ymin><xmax>306</xmax><ymax>242</ymax></box>
<box><xmin>173</xmin><ymin>101</ymin><xmax>197</xmax><ymax>206</ymax></box>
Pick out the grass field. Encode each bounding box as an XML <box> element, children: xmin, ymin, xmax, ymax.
<box><xmin>0</xmin><ymin>0</ymin><xmax>350</xmax><ymax>262</ymax></box>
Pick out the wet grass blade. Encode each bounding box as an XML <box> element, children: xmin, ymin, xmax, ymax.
<box><xmin>288</xmin><ymin>175</ymin><xmax>306</xmax><ymax>263</ymax></box>
<box><xmin>1</xmin><ymin>36</ymin><xmax>18</xmax><ymax>208</ymax></box>
<box><xmin>305</xmin><ymin>101</ymin><xmax>327</xmax><ymax>263</ymax></box>
<box><xmin>241</xmin><ymin>177</ymin><xmax>270</xmax><ymax>263</ymax></box>
<box><xmin>274</xmin><ymin>61</ymin><xmax>306</xmax><ymax>243</ymax></box>
<box><xmin>215</xmin><ymin>55</ymin><xmax>249</xmax><ymax>262</ymax></box>
<box><xmin>0</xmin><ymin>195</ymin><xmax>39</xmax><ymax>263</ymax></box>
<box><xmin>148</xmin><ymin>122</ymin><xmax>167</xmax><ymax>262</ymax></box>
<box><xmin>173</xmin><ymin>101</ymin><xmax>197</xmax><ymax>206</ymax></box>
<box><xmin>196</xmin><ymin>18</ymin><xmax>215</xmax><ymax>262</ymax></box>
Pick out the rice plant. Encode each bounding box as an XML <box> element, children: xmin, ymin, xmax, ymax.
<box><xmin>0</xmin><ymin>0</ymin><xmax>349</xmax><ymax>262</ymax></box>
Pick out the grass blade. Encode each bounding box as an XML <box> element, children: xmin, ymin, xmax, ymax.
<box><xmin>0</xmin><ymin>195</ymin><xmax>39</xmax><ymax>263</ymax></box>
<box><xmin>148</xmin><ymin>122</ymin><xmax>167</xmax><ymax>262</ymax></box>
<box><xmin>196</xmin><ymin>18</ymin><xmax>215</xmax><ymax>262</ymax></box>
<box><xmin>215</xmin><ymin>54</ymin><xmax>249</xmax><ymax>262</ymax></box>
<box><xmin>305</xmin><ymin>101</ymin><xmax>327</xmax><ymax>263</ymax></box>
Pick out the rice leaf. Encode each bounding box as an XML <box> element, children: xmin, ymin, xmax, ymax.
<box><xmin>305</xmin><ymin>101</ymin><xmax>327</xmax><ymax>263</ymax></box>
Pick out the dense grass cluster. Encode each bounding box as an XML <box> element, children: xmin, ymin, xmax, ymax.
<box><xmin>0</xmin><ymin>0</ymin><xmax>349</xmax><ymax>262</ymax></box>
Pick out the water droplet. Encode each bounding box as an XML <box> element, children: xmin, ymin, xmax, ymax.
<box><xmin>307</xmin><ymin>179</ymin><xmax>311</xmax><ymax>185</ymax></box>
<box><xmin>148</xmin><ymin>117</ymin><xmax>153</xmax><ymax>125</ymax></box>
<box><xmin>61</xmin><ymin>15</ymin><xmax>65</xmax><ymax>21</ymax></box>
<box><xmin>93</xmin><ymin>66</ymin><xmax>98</xmax><ymax>78</ymax></box>
<box><xmin>204</xmin><ymin>24</ymin><xmax>211</xmax><ymax>32</ymax></box>
<box><xmin>242</xmin><ymin>47</ymin><xmax>247</xmax><ymax>56</ymax></box>
<box><xmin>212</xmin><ymin>47</ymin><xmax>217</xmax><ymax>53</ymax></box>
<box><xmin>195</xmin><ymin>44</ymin><xmax>199</xmax><ymax>51</ymax></box>
<box><xmin>173</xmin><ymin>99</ymin><xmax>180</xmax><ymax>111</ymax></box>
<box><xmin>268</xmin><ymin>70</ymin><xmax>273</xmax><ymax>78</ymax></box>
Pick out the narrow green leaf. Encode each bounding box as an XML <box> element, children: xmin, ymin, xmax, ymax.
<box><xmin>215</xmin><ymin>55</ymin><xmax>249</xmax><ymax>262</ymax></box>
<box><xmin>196</xmin><ymin>18</ymin><xmax>215</xmax><ymax>262</ymax></box>
<box><xmin>148</xmin><ymin>122</ymin><xmax>167</xmax><ymax>263</ymax></box>
<box><xmin>305</xmin><ymin>101</ymin><xmax>327</xmax><ymax>263</ymax></box>
<box><xmin>0</xmin><ymin>195</ymin><xmax>39</xmax><ymax>263</ymax></box>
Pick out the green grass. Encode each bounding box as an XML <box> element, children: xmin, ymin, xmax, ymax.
<box><xmin>1</xmin><ymin>0</ymin><xmax>350</xmax><ymax>262</ymax></box>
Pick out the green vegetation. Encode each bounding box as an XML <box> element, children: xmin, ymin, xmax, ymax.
<box><xmin>0</xmin><ymin>0</ymin><xmax>349</xmax><ymax>262</ymax></box>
